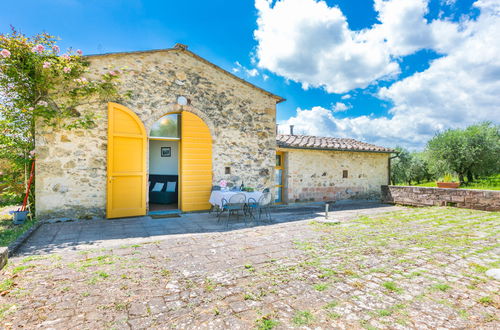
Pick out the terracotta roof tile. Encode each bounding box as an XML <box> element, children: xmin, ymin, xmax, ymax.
<box><xmin>276</xmin><ymin>134</ymin><xmax>395</xmax><ymax>153</ymax></box>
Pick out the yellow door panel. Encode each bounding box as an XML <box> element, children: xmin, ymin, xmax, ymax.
<box><xmin>112</xmin><ymin>108</ymin><xmax>143</xmax><ymax>135</ymax></box>
<box><xmin>180</xmin><ymin>111</ymin><xmax>212</xmax><ymax>212</ymax></box>
<box><xmin>111</xmin><ymin>137</ymin><xmax>145</xmax><ymax>173</ymax></box>
<box><xmin>107</xmin><ymin>103</ymin><xmax>147</xmax><ymax>218</ymax></box>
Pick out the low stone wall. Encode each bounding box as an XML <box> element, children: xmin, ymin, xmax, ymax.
<box><xmin>381</xmin><ymin>185</ymin><xmax>500</xmax><ymax>211</ymax></box>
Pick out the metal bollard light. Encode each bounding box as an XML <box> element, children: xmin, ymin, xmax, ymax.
<box><xmin>325</xmin><ymin>202</ymin><xmax>329</xmax><ymax>220</ymax></box>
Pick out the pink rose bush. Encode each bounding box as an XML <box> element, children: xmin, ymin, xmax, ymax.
<box><xmin>1</xmin><ymin>49</ymin><xmax>10</xmax><ymax>58</ymax></box>
<box><xmin>31</xmin><ymin>44</ymin><xmax>45</xmax><ymax>53</ymax></box>
<box><xmin>0</xmin><ymin>28</ymin><xmax>125</xmax><ymax>203</ymax></box>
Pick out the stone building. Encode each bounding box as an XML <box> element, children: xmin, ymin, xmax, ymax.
<box><xmin>34</xmin><ymin>44</ymin><xmax>393</xmax><ymax>219</ymax></box>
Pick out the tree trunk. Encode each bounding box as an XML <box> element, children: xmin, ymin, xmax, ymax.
<box><xmin>458</xmin><ymin>173</ymin><xmax>465</xmax><ymax>184</ymax></box>
<box><xmin>466</xmin><ymin>170</ymin><xmax>474</xmax><ymax>183</ymax></box>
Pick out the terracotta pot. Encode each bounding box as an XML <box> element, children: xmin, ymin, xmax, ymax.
<box><xmin>437</xmin><ymin>182</ymin><xmax>460</xmax><ymax>189</ymax></box>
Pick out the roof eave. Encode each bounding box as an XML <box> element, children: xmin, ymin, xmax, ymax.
<box><xmin>277</xmin><ymin>145</ymin><xmax>395</xmax><ymax>154</ymax></box>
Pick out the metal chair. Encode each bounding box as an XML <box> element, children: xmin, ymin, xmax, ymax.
<box><xmin>209</xmin><ymin>185</ymin><xmax>222</xmax><ymax>215</ymax></box>
<box><xmin>218</xmin><ymin>193</ymin><xmax>247</xmax><ymax>227</ymax></box>
<box><xmin>247</xmin><ymin>192</ymin><xmax>272</xmax><ymax>223</ymax></box>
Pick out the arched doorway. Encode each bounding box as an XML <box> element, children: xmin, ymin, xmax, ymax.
<box><xmin>107</xmin><ymin>104</ymin><xmax>213</xmax><ymax>217</ymax></box>
<box><xmin>147</xmin><ymin>110</ymin><xmax>213</xmax><ymax>213</ymax></box>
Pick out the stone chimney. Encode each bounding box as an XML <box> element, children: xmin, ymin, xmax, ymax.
<box><xmin>290</xmin><ymin>125</ymin><xmax>294</xmax><ymax>135</ymax></box>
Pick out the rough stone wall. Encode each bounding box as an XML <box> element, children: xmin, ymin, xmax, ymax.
<box><xmin>283</xmin><ymin>148</ymin><xmax>389</xmax><ymax>202</ymax></box>
<box><xmin>381</xmin><ymin>185</ymin><xmax>500</xmax><ymax>211</ymax></box>
<box><xmin>35</xmin><ymin>49</ymin><xmax>278</xmax><ymax>219</ymax></box>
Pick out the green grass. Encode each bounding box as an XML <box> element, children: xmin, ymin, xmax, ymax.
<box><xmin>0</xmin><ymin>207</ymin><xmax>37</xmax><ymax>247</ymax></box>
<box><xmin>313</xmin><ymin>283</ymin><xmax>328</xmax><ymax>291</ymax></box>
<box><xmin>0</xmin><ymin>279</ymin><xmax>14</xmax><ymax>291</ymax></box>
<box><xmin>432</xmin><ymin>283</ymin><xmax>451</xmax><ymax>292</ymax></box>
<box><xmin>292</xmin><ymin>310</ymin><xmax>314</xmax><ymax>326</ymax></box>
<box><xmin>377</xmin><ymin>309</ymin><xmax>392</xmax><ymax>317</ymax></box>
<box><xmin>383</xmin><ymin>281</ymin><xmax>403</xmax><ymax>293</ymax></box>
<box><xmin>255</xmin><ymin>316</ymin><xmax>279</xmax><ymax>330</ymax></box>
<box><xmin>477</xmin><ymin>296</ymin><xmax>493</xmax><ymax>306</ymax></box>
<box><xmin>398</xmin><ymin>174</ymin><xmax>500</xmax><ymax>190</ymax></box>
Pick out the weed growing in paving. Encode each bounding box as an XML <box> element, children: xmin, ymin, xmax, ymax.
<box><xmin>324</xmin><ymin>300</ymin><xmax>339</xmax><ymax>309</ymax></box>
<box><xmin>0</xmin><ymin>279</ymin><xmax>14</xmax><ymax>291</ymax></box>
<box><xmin>292</xmin><ymin>310</ymin><xmax>314</xmax><ymax>326</ymax></box>
<box><xmin>383</xmin><ymin>281</ymin><xmax>403</xmax><ymax>293</ymax></box>
<box><xmin>97</xmin><ymin>271</ymin><xmax>109</xmax><ymax>278</ymax></box>
<box><xmin>159</xmin><ymin>269</ymin><xmax>171</xmax><ymax>277</ymax></box>
<box><xmin>477</xmin><ymin>296</ymin><xmax>493</xmax><ymax>306</ymax></box>
<box><xmin>313</xmin><ymin>283</ymin><xmax>328</xmax><ymax>291</ymax></box>
<box><xmin>325</xmin><ymin>311</ymin><xmax>340</xmax><ymax>320</ymax></box>
<box><xmin>255</xmin><ymin>316</ymin><xmax>279</xmax><ymax>330</ymax></box>
<box><xmin>244</xmin><ymin>264</ymin><xmax>255</xmax><ymax>272</ymax></box>
<box><xmin>432</xmin><ymin>283</ymin><xmax>451</xmax><ymax>291</ymax></box>
<box><xmin>377</xmin><ymin>309</ymin><xmax>392</xmax><ymax>317</ymax></box>
<box><xmin>243</xmin><ymin>293</ymin><xmax>255</xmax><ymax>300</ymax></box>
<box><xmin>11</xmin><ymin>265</ymin><xmax>33</xmax><ymax>274</ymax></box>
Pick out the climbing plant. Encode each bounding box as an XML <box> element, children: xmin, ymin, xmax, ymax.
<box><xmin>0</xmin><ymin>28</ymin><xmax>124</xmax><ymax>204</ymax></box>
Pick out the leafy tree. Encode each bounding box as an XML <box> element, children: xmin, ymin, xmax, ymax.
<box><xmin>391</xmin><ymin>147</ymin><xmax>433</xmax><ymax>185</ymax></box>
<box><xmin>426</xmin><ymin>122</ymin><xmax>500</xmax><ymax>183</ymax></box>
<box><xmin>391</xmin><ymin>147</ymin><xmax>411</xmax><ymax>184</ymax></box>
<box><xmin>0</xmin><ymin>28</ymin><xmax>124</xmax><ymax>205</ymax></box>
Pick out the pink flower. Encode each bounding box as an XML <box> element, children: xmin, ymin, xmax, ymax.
<box><xmin>61</xmin><ymin>54</ymin><xmax>70</xmax><ymax>60</ymax></box>
<box><xmin>63</xmin><ymin>67</ymin><xmax>71</xmax><ymax>73</ymax></box>
<box><xmin>42</xmin><ymin>61</ymin><xmax>51</xmax><ymax>68</ymax></box>
<box><xmin>38</xmin><ymin>101</ymin><xmax>48</xmax><ymax>107</ymax></box>
<box><xmin>31</xmin><ymin>44</ymin><xmax>45</xmax><ymax>53</ymax></box>
<box><xmin>1</xmin><ymin>49</ymin><xmax>11</xmax><ymax>58</ymax></box>
<box><xmin>219</xmin><ymin>180</ymin><xmax>227</xmax><ymax>188</ymax></box>
<box><xmin>108</xmin><ymin>70</ymin><xmax>117</xmax><ymax>76</ymax></box>
<box><xmin>29</xmin><ymin>150</ymin><xmax>36</xmax><ymax>156</ymax></box>
<box><xmin>76</xmin><ymin>49</ymin><xmax>83</xmax><ymax>55</ymax></box>
<box><xmin>28</xmin><ymin>107</ymin><xmax>34</xmax><ymax>111</ymax></box>
<box><xmin>52</xmin><ymin>45</ymin><xmax>60</xmax><ymax>53</ymax></box>
<box><xmin>73</xmin><ymin>77</ymin><xmax>88</xmax><ymax>83</ymax></box>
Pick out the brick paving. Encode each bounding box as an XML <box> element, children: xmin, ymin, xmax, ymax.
<box><xmin>0</xmin><ymin>205</ymin><xmax>499</xmax><ymax>329</ymax></box>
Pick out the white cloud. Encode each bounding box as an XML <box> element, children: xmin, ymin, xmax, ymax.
<box><xmin>341</xmin><ymin>94</ymin><xmax>351</xmax><ymax>100</ymax></box>
<box><xmin>232</xmin><ymin>61</ymin><xmax>260</xmax><ymax>78</ymax></box>
<box><xmin>331</xmin><ymin>102</ymin><xmax>350</xmax><ymax>112</ymax></box>
<box><xmin>254</xmin><ymin>0</ymin><xmax>401</xmax><ymax>93</ymax></box>
<box><xmin>253</xmin><ymin>0</ymin><xmax>471</xmax><ymax>93</ymax></box>
<box><xmin>262</xmin><ymin>0</ymin><xmax>500</xmax><ymax>148</ymax></box>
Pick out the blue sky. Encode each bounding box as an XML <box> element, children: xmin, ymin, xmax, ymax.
<box><xmin>1</xmin><ymin>0</ymin><xmax>499</xmax><ymax>148</ymax></box>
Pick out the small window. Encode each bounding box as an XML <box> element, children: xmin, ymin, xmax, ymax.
<box><xmin>225</xmin><ymin>167</ymin><xmax>231</xmax><ymax>174</ymax></box>
<box><xmin>342</xmin><ymin>170</ymin><xmax>348</xmax><ymax>178</ymax></box>
<box><xmin>150</xmin><ymin>114</ymin><xmax>180</xmax><ymax>138</ymax></box>
<box><xmin>276</xmin><ymin>154</ymin><xmax>282</xmax><ymax>166</ymax></box>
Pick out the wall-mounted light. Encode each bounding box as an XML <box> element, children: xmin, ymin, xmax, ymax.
<box><xmin>177</xmin><ymin>96</ymin><xmax>188</xmax><ymax>106</ymax></box>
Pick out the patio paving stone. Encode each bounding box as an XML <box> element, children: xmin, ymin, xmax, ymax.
<box><xmin>0</xmin><ymin>202</ymin><xmax>499</xmax><ymax>329</ymax></box>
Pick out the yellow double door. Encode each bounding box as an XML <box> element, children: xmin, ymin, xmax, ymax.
<box><xmin>106</xmin><ymin>103</ymin><xmax>212</xmax><ymax>218</ymax></box>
